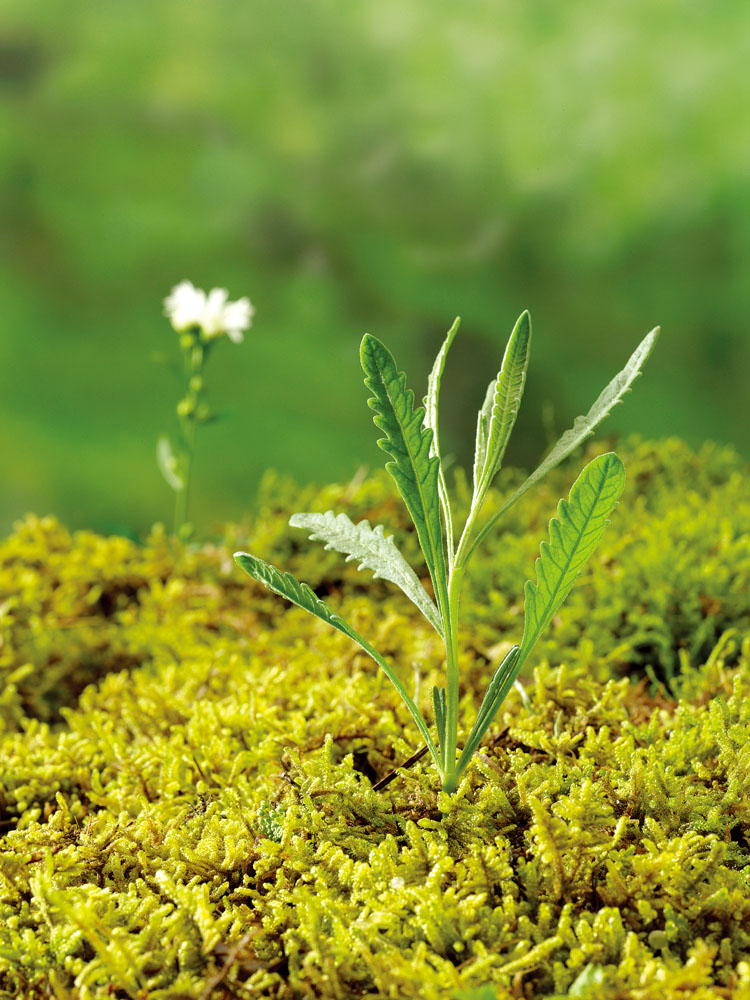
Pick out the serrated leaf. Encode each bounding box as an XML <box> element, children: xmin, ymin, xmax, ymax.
<box><xmin>521</xmin><ymin>327</ymin><xmax>656</xmax><ymax>491</ymax></box>
<box><xmin>518</xmin><ymin>452</ymin><xmax>625</xmax><ymax>667</ymax></box>
<box><xmin>288</xmin><ymin>510</ymin><xmax>443</xmax><ymax>637</ymax></box>
<box><xmin>361</xmin><ymin>334</ymin><xmax>448</xmax><ymax>611</ymax></box>
<box><xmin>234</xmin><ymin>551</ymin><xmax>441</xmax><ymax>771</ymax></box>
<box><xmin>467</xmin><ymin>327</ymin><xmax>658</xmax><ymax>559</ymax></box>
<box><xmin>156</xmin><ymin>435</ymin><xmax>184</xmax><ymax>492</ymax></box>
<box><xmin>476</xmin><ymin>310</ymin><xmax>531</xmax><ymax>496</ymax></box>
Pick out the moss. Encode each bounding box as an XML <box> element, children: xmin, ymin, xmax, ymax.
<box><xmin>0</xmin><ymin>438</ymin><xmax>749</xmax><ymax>998</ymax></box>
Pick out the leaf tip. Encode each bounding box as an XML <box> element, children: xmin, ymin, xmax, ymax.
<box><xmin>598</xmin><ymin>450</ymin><xmax>626</xmax><ymax>487</ymax></box>
<box><xmin>360</xmin><ymin>332</ymin><xmax>388</xmax><ymax>371</ymax></box>
<box><xmin>508</xmin><ymin>310</ymin><xmax>531</xmax><ymax>346</ymax></box>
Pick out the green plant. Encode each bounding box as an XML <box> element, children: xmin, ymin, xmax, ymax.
<box><xmin>157</xmin><ymin>281</ymin><xmax>254</xmax><ymax>537</ymax></box>
<box><xmin>235</xmin><ymin>313</ymin><xmax>658</xmax><ymax>793</ymax></box>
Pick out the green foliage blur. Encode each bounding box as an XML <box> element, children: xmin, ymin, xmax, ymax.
<box><xmin>1</xmin><ymin>0</ymin><xmax>748</xmax><ymax>534</ymax></box>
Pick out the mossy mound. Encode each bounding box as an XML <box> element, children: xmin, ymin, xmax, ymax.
<box><xmin>1</xmin><ymin>438</ymin><xmax>749</xmax><ymax>999</ymax></box>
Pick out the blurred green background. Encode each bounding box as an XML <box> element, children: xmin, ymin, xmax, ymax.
<box><xmin>1</xmin><ymin>0</ymin><xmax>748</xmax><ymax>535</ymax></box>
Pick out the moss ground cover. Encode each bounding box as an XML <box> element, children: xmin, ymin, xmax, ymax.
<box><xmin>0</xmin><ymin>438</ymin><xmax>748</xmax><ymax>999</ymax></box>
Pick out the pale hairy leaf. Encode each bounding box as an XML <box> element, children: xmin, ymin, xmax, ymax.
<box><xmin>289</xmin><ymin>510</ymin><xmax>443</xmax><ymax>637</ymax></box>
<box><xmin>424</xmin><ymin>318</ymin><xmax>460</xmax><ymax>557</ymax></box>
<box><xmin>424</xmin><ymin>317</ymin><xmax>461</xmax><ymax>459</ymax></box>
<box><xmin>472</xmin><ymin>379</ymin><xmax>494</xmax><ymax>493</ymax></box>
<box><xmin>156</xmin><ymin>435</ymin><xmax>184</xmax><ymax>492</ymax></box>
<box><xmin>361</xmin><ymin>334</ymin><xmax>448</xmax><ymax>610</ymax></box>
<box><xmin>476</xmin><ymin>311</ymin><xmax>531</xmax><ymax>496</ymax></box>
<box><xmin>467</xmin><ymin>327</ymin><xmax>658</xmax><ymax>559</ymax></box>
<box><xmin>234</xmin><ymin>551</ymin><xmax>441</xmax><ymax>770</ymax></box>
<box><xmin>517</xmin><ymin>452</ymin><xmax>625</xmax><ymax>668</ymax></box>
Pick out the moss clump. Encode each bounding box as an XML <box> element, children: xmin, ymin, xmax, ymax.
<box><xmin>0</xmin><ymin>437</ymin><xmax>748</xmax><ymax>999</ymax></box>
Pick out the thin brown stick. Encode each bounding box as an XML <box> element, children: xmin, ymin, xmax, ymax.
<box><xmin>372</xmin><ymin>745</ymin><xmax>429</xmax><ymax>791</ymax></box>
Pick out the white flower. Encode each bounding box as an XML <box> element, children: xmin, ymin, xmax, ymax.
<box><xmin>220</xmin><ymin>296</ymin><xmax>255</xmax><ymax>343</ymax></box>
<box><xmin>164</xmin><ymin>281</ymin><xmax>254</xmax><ymax>343</ymax></box>
<box><xmin>199</xmin><ymin>287</ymin><xmax>231</xmax><ymax>338</ymax></box>
<box><xmin>164</xmin><ymin>280</ymin><xmax>206</xmax><ymax>331</ymax></box>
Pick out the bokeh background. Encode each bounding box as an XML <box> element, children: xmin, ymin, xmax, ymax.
<box><xmin>2</xmin><ymin>0</ymin><xmax>748</xmax><ymax>535</ymax></box>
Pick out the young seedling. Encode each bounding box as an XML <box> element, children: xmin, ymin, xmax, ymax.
<box><xmin>158</xmin><ymin>281</ymin><xmax>254</xmax><ymax>538</ymax></box>
<box><xmin>235</xmin><ymin>313</ymin><xmax>659</xmax><ymax>793</ymax></box>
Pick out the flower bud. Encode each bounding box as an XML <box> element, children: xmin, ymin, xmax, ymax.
<box><xmin>189</xmin><ymin>375</ymin><xmax>204</xmax><ymax>393</ymax></box>
<box><xmin>177</xmin><ymin>398</ymin><xmax>193</xmax><ymax>418</ymax></box>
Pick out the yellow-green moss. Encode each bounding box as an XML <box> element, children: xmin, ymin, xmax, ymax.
<box><xmin>0</xmin><ymin>438</ymin><xmax>749</xmax><ymax>999</ymax></box>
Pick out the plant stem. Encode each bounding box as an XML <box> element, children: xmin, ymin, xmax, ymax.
<box><xmin>172</xmin><ymin>340</ymin><xmax>205</xmax><ymax>537</ymax></box>
<box><xmin>441</xmin><ymin>563</ymin><xmax>465</xmax><ymax>792</ymax></box>
<box><xmin>173</xmin><ymin>419</ymin><xmax>196</xmax><ymax>536</ymax></box>
<box><xmin>440</xmin><ymin>502</ymin><xmax>483</xmax><ymax>792</ymax></box>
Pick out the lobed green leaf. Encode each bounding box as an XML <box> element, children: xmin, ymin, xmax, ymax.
<box><xmin>360</xmin><ymin>334</ymin><xmax>448</xmax><ymax>612</ymax></box>
<box><xmin>517</xmin><ymin>451</ymin><xmax>626</xmax><ymax>668</ymax></box>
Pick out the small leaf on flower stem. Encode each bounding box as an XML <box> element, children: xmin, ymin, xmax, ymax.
<box><xmin>234</xmin><ymin>551</ymin><xmax>441</xmax><ymax>772</ymax></box>
<box><xmin>156</xmin><ymin>436</ymin><xmax>184</xmax><ymax>492</ymax></box>
<box><xmin>149</xmin><ymin>352</ymin><xmax>182</xmax><ymax>378</ymax></box>
<box><xmin>196</xmin><ymin>408</ymin><xmax>224</xmax><ymax>425</ymax></box>
<box><xmin>361</xmin><ymin>334</ymin><xmax>448</xmax><ymax>612</ymax></box>
<box><xmin>289</xmin><ymin>511</ymin><xmax>443</xmax><ymax>636</ymax></box>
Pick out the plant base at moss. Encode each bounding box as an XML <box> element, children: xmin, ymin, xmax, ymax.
<box><xmin>0</xmin><ymin>438</ymin><xmax>748</xmax><ymax>999</ymax></box>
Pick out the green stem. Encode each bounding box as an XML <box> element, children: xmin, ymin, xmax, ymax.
<box><xmin>173</xmin><ymin>419</ymin><xmax>196</xmax><ymax>536</ymax></box>
<box><xmin>441</xmin><ymin>563</ymin><xmax>464</xmax><ymax>792</ymax></box>
<box><xmin>439</xmin><ymin>497</ymin><xmax>486</xmax><ymax>792</ymax></box>
<box><xmin>172</xmin><ymin>340</ymin><xmax>205</xmax><ymax>537</ymax></box>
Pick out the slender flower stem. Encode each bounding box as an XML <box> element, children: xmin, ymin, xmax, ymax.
<box><xmin>160</xmin><ymin>281</ymin><xmax>254</xmax><ymax>537</ymax></box>
<box><xmin>173</xmin><ymin>419</ymin><xmax>196</xmax><ymax>536</ymax></box>
<box><xmin>172</xmin><ymin>340</ymin><xmax>205</xmax><ymax>537</ymax></box>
